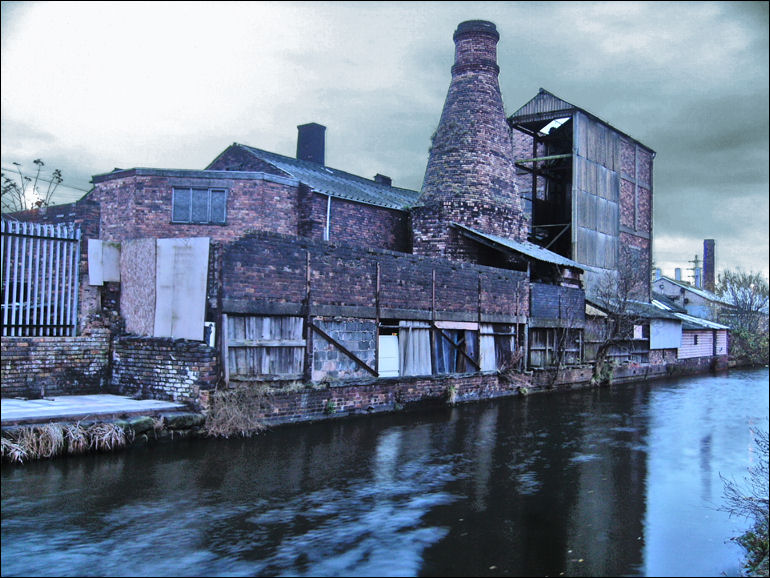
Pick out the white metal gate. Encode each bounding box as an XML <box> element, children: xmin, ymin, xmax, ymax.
<box><xmin>1</xmin><ymin>220</ymin><xmax>81</xmax><ymax>336</ymax></box>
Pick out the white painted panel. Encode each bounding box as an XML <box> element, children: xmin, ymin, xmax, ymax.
<box><xmin>378</xmin><ymin>334</ymin><xmax>399</xmax><ymax>377</ymax></box>
<box><xmin>650</xmin><ymin>319</ymin><xmax>681</xmax><ymax>349</ymax></box>
<box><xmin>435</xmin><ymin>321</ymin><xmax>479</xmax><ymax>330</ymax></box>
<box><xmin>154</xmin><ymin>237</ymin><xmax>209</xmax><ymax>340</ymax></box>
<box><xmin>101</xmin><ymin>241</ymin><xmax>121</xmax><ymax>282</ymax></box>
<box><xmin>88</xmin><ymin>239</ymin><xmax>103</xmax><ymax>286</ymax></box>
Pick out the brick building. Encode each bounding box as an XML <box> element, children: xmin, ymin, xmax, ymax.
<box><xmin>6</xmin><ymin>20</ymin><xmax>683</xmax><ymax>400</ymax></box>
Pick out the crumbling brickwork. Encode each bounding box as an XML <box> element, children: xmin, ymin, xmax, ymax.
<box><xmin>1</xmin><ymin>329</ymin><xmax>111</xmax><ymax>398</ymax></box>
<box><xmin>112</xmin><ymin>336</ymin><xmax>218</xmax><ymax>405</ymax></box>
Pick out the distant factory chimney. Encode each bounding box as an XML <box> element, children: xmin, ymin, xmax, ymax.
<box><xmin>412</xmin><ymin>20</ymin><xmax>527</xmax><ymax>259</ymax></box>
<box><xmin>654</xmin><ymin>268</ymin><xmax>662</xmax><ymax>281</ymax></box>
<box><xmin>296</xmin><ymin>123</ymin><xmax>326</xmax><ymax>165</ymax></box>
<box><xmin>703</xmin><ymin>239</ymin><xmax>716</xmax><ymax>292</ymax></box>
<box><xmin>675</xmin><ymin>268</ymin><xmax>682</xmax><ymax>281</ymax></box>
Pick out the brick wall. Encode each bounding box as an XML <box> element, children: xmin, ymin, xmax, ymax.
<box><xmin>112</xmin><ymin>336</ymin><xmax>218</xmax><ymax>406</ymax></box>
<box><xmin>221</xmin><ymin>231</ymin><xmax>528</xmax><ymax>322</ymax></box>
<box><xmin>90</xmin><ymin>170</ymin><xmax>300</xmax><ymax>243</ymax></box>
<box><xmin>530</xmin><ymin>283</ymin><xmax>585</xmax><ymax>322</ymax></box>
<box><xmin>1</xmin><ymin>329</ymin><xmax>111</xmax><ymax>399</ymax></box>
<box><xmin>252</xmin><ymin>372</ymin><xmax>524</xmax><ymax>426</ymax></box>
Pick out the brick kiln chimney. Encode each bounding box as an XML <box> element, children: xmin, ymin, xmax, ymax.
<box><xmin>412</xmin><ymin>20</ymin><xmax>526</xmax><ymax>259</ymax></box>
<box><xmin>297</xmin><ymin>123</ymin><xmax>326</xmax><ymax>165</ymax></box>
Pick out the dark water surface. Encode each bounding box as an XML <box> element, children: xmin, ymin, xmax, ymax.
<box><xmin>2</xmin><ymin>368</ymin><xmax>768</xmax><ymax>577</ymax></box>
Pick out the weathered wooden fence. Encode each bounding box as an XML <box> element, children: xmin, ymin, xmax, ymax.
<box><xmin>1</xmin><ymin>220</ymin><xmax>81</xmax><ymax>336</ymax></box>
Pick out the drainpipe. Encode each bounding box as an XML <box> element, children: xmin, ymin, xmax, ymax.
<box><xmin>324</xmin><ymin>194</ymin><xmax>332</xmax><ymax>241</ymax></box>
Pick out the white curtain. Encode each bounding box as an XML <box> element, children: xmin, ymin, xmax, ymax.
<box><xmin>398</xmin><ymin>321</ymin><xmax>432</xmax><ymax>376</ymax></box>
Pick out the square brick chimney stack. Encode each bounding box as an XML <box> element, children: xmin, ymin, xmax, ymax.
<box><xmin>412</xmin><ymin>20</ymin><xmax>527</xmax><ymax>260</ymax></box>
<box><xmin>297</xmin><ymin>123</ymin><xmax>326</xmax><ymax>165</ymax></box>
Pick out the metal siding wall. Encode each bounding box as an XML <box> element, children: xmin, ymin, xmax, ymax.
<box><xmin>572</xmin><ymin>112</ymin><xmax>620</xmax><ymax>270</ymax></box>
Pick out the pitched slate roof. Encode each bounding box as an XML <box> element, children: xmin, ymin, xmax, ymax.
<box><xmin>656</xmin><ymin>276</ymin><xmax>735</xmax><ymax>307</ymax></box>
<box><xmin>453</xmin><ymin>223</ymin><xmax>594</xmax><ymax>271</ymax></box>
<box><xmin>233</xmin><ymin>144</ymin><xmax>420</xmax><ymax>211</ymax></box>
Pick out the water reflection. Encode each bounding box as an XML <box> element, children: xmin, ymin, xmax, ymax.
<box><xmin>2</xmin><ymin>368</ymin><xmax>767</xmax><ymax>577</ymax></box>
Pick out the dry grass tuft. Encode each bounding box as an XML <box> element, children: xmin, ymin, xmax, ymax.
<box><xmin>36</xmin><ymin>423</ymin><xmax>65</xmax><ymax>458</ymax></box>
<box><xmin>64</xmin><ymin>422</ymin><xmax>89</xmax><ymax>455</ymax></box>
<box><xmin>1</xmin><ymin>436</ymin><xmax>28</xmax><ymax>463</ymax></box>
<box><xmin>204</xmin><ymin>386</ymin><xmax>269</xmax><ymax>438</ymax></box>
<box><xmin>88</xmin><ymin>423</ymin><xmax>130</xmax><ymax>451</ymax></box>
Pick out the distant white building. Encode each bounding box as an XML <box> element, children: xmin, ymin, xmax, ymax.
<box><xmin>652</xmin><ymin>276</ymin><xmax>735</xmax><ymax>322</ymax></box>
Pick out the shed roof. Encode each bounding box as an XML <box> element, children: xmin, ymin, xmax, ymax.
<box><xmin>232</xmin><ymin>144</ymin><xmax>420</xmax><ymax>211</ymax></box>
<box><xmin>587</xmin><ymin>298</ymin><xmax>682</xmax><ymax>321</ymax></box>
<box><xmin>453</xmin><ymin>223</ymin><xmax>594</xmax><ymax>271</ymax></box>
<box><xmin>673</xmin><ymin>312</ymin><xmax>730</xmax><ymax>331</ymax></box>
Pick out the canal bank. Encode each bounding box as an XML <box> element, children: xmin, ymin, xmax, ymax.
<box><xmin>1</xmin><ymin>354</ymin><xmax>732</xmax><ymax>463</ymax></box>
<box><xmin>3</xmin><ymin>368</ymin><xmax>767</xmax><ymax>577</ymax></box>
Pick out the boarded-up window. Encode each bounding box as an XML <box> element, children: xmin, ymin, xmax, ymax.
<box><xmin>432</xmin><ymin>324</ymin><xmax>478</xmax><ymax>374</ymax></box>
<box><xmin>226</xmin><ymin>315</ymin><xmax>305</xmax><ymax>379</ymax></box>
<box><xmin>172</xmin><ymin>188</ymin><xmax>227</xmax><ymax>224</ymax></box>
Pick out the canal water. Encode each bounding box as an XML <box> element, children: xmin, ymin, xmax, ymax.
<box><xmin>2</xmin><ymin>368</ymin><xmax>768</xmax><ymax>577</ymax></box>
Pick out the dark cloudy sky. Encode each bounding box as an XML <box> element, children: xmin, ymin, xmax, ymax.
<box><xmin>2</xmin><ymin>1</ymin><xmax>768</xmax><ymax>279</ymax></box>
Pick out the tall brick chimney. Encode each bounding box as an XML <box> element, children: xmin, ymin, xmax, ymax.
<box><xmin>412</xmin><ymin>20</ymin><xmax>527</xmax><ymax>260</ymax></box>
<box><xmin>297</xmin><ymin>123</ymin><xmax>326</xmax><ymax>165</ymax></box>
<box><xmin>703</xmin><ymin>239</ymin><xmax>716</xmax><ymax>292</ymax></box>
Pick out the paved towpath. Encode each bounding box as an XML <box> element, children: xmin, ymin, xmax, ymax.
<box><xmin>1</xmin><ymin>394</ymin><xmax>187</xmax><ymax>426</ymax></box>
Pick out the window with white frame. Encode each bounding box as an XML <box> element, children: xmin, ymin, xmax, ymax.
<box><xmin>172</xmin><ymin>187</ymin><xmax>227</xmax><ymax>224</ymax></box>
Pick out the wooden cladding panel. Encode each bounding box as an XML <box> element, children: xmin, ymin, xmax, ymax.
<box><xmin>227</xmin><ymin>315</ymin><xmax>304</xmax><ymax>378</ymax></box>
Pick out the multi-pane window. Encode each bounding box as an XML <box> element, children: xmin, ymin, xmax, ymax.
<box><xmin>172</xmin><ymin>188</ymin><xmax>227</xmax><ymax>224</ymax></box>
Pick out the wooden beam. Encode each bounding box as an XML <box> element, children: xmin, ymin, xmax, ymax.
<box><xmin>228</xmin><ymin>339</ymin><xmax>306</xmax><ymax>348</ymax></box>
<box><xmin>309</xmin><ymin>322</ymin><xmax>379</xmax><ymax>377</ymax></box>
<box><xmin>515</xmin><ymin>153</ymin><xmax>572</xmax><ymax>165</ymax></box>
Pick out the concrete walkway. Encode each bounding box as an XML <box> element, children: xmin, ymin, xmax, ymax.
<box><xmin>1</xmin><ymin>394</ymin><xmax>187</xmax><ymax>426</ymax></box>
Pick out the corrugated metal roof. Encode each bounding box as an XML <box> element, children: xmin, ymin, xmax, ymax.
<box><xmin>587</xmin><ymin>298</ymin><xmax>681</xmax><ymax>321</ymax></box>
<box><xmin>454</xmin><ymin>223</ymin><xmax>593</xmax><ymax>271</ymax></box>
<box><xmin>509</xmin><ymin>88</ymin><xmax>655</xmax><ymax>154</ymax></box>
<box><xmin>236</xmin><ymin>144</ymin><xmax>419</xmax><ymax>210</ymax></box>
<box><xmin>673</xmin><ymin>312</ymin><xmax>730</xmax><ymax>331</ymax></box>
